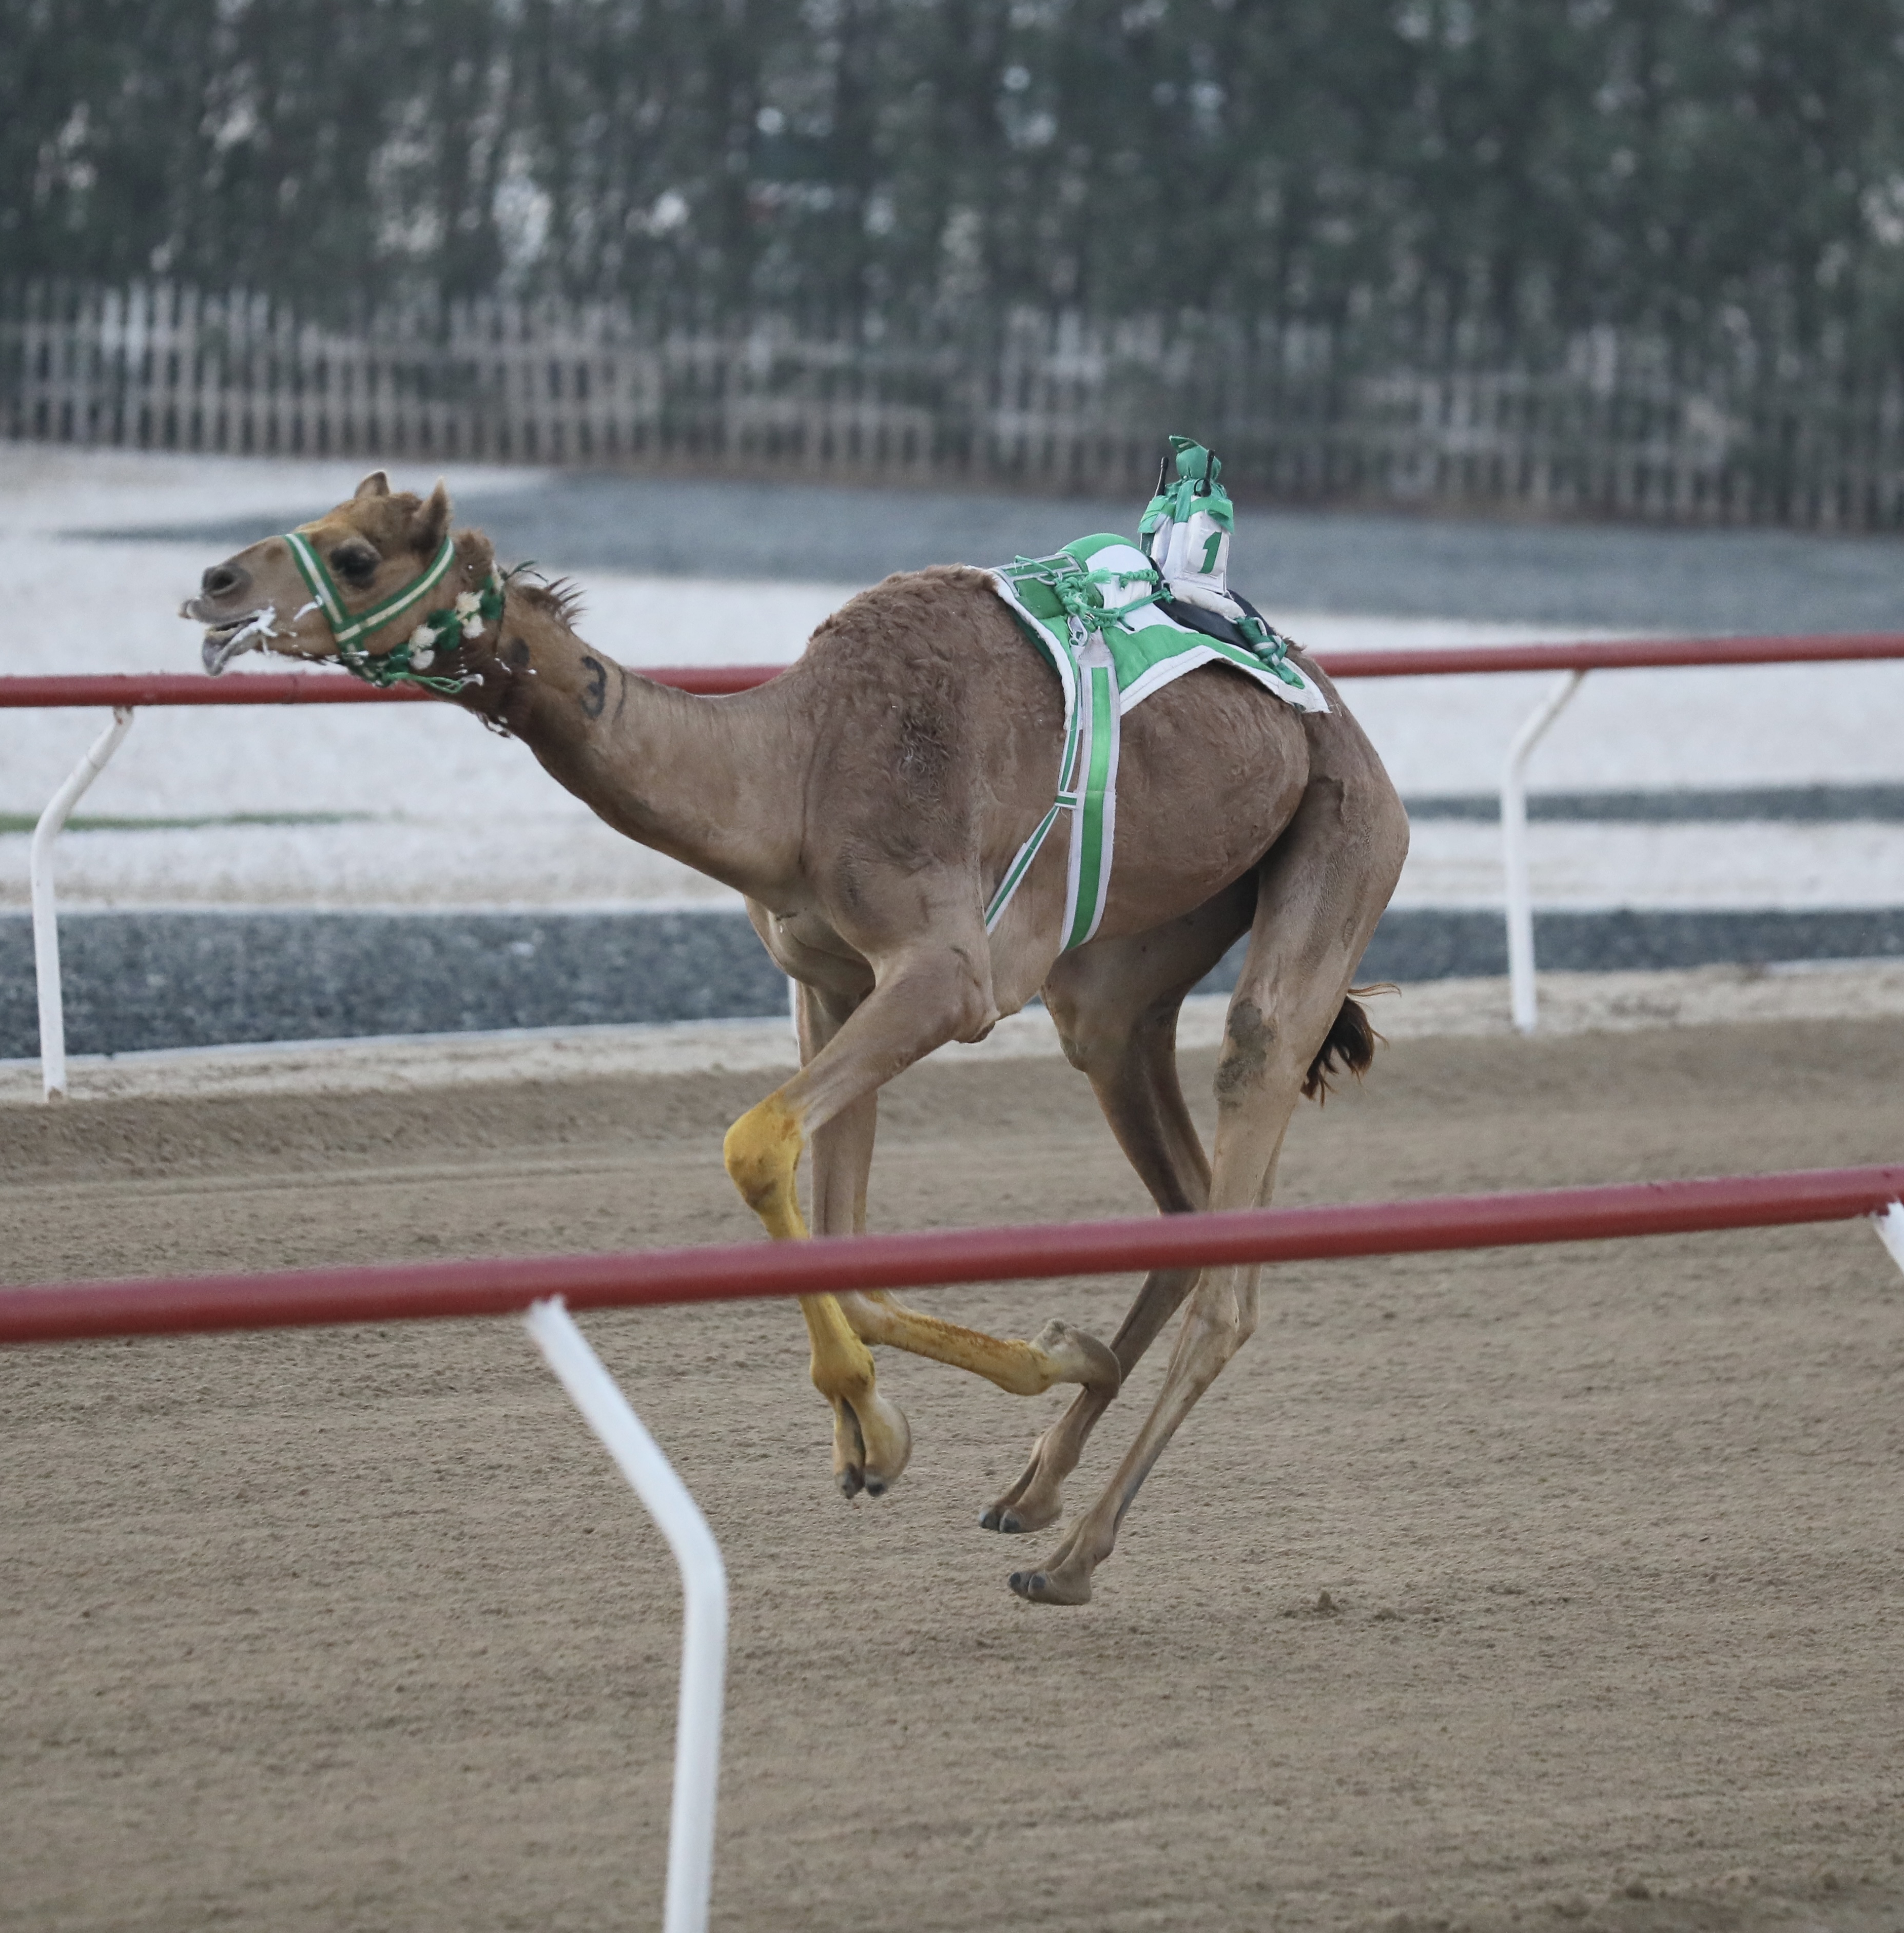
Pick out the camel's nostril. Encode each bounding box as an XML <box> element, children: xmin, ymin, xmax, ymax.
<box><xmin>202</xmin><ymin>563</ymin><xmax>248</xmax><ymax>599</ymax></box>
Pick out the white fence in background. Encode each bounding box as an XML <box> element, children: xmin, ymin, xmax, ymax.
<box><xmin>13</xmin><ymin>280</ymin><xmax>1904</xmax><ymax>523</ymax></box>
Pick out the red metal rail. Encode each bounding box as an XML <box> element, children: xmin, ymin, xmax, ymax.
<box><xmin>3</xmin><ymin>1164</ymin><xmax>1897</xmax><ymax>1346</ymax></box>
<box><xmin>4</xmin><ymin>633</ymin><xmax>1904</xmax><ymax>709</ymax></box>
<box><xmin>0</xmin><ymin>667</ymin><xmax>785</xmax><ymax>707</ymax></box>
<box><xmin>1307</xmin><ymin>632</ymin><xmax>1904</xmax><ymax>678</ymax></box>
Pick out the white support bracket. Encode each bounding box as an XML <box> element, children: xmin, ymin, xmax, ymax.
<box><xmin>1501</xmin><ymin>670</ymin><xmax>1586</xmax><ymax>1035</ymax></box>
<box><xmin>32</xmin><ymin>706</ymin><xmax>136</xmax><ymax>1102</ymax></box>
<box><xmin>1874</xmin><ymin>1202</ymin><xmax>1904</xmax><ymax>1280</ymax></box>
<box><xmin>523</xmin><ymin>1297</ymin><xmax>728</xmax><ymax>1933</ymax></box>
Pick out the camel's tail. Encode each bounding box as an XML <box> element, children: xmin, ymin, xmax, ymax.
<box><xmin>1301</xmin><ymin>986</ymin><xmax>1393</xmax><ymax>1103</ymax></box>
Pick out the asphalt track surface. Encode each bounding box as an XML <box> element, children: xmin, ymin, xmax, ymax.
<box><xmin>3</xmin><ymin>1013</ymin><xmax>1901</xmax><ymax>1931</ymax></box>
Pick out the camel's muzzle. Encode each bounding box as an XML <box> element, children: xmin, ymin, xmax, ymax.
<box><xmin>200</xmin><ymin>559</ymin><xmax>251</xmax><ymax>603</ymax></box>
<box><xmin>185</xmin><ymin>558</ymin><xmax>293</xmax><ymax>674</ymax></box>
<box><xmin>192</xmin><ymin>603</ymin><xmax>282</xmax><ymax>675</ymax></box>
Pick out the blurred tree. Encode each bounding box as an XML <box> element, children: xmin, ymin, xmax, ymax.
<box><xmin>5</xmin><ymin>0</ymin><xmax>1903</xmax><ymax>358</ymax></box>
<box><xmin>0</xmin><ymin>0</ymin><xmax>510</xmax><ymax>313</ymax></box>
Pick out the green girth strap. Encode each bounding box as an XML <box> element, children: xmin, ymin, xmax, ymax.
<box><xmin>985</xmin><ymin>545</ymin><xmax>1139</xmax><ymax>951</ymax></box>
<box><xmin>1062</xmin><ymin>652</ymin><xmax>1119</xmax><ymax>950</ymax></box>
<box><xmin>980</xmin><ymin>639</ymin><xmax>1117</xmax><ymax>951</ymax></box>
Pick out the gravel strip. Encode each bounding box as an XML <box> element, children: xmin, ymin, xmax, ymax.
<box><xmin>6</xmin><ymin>957</ymin><xmax>1900</xmax><ymax>1106</ymax></box>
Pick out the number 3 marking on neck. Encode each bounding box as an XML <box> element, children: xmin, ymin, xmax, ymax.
<box><xmin>579</xmin><ymin>655</ymin><xmax>608</xmax><ymax>719</ymax></box>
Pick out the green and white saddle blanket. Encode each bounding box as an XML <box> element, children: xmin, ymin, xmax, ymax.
<box><xmin>986</xmin><ymin>531</ymin><xmax>1329</xmax><ymax>952</ymax></box>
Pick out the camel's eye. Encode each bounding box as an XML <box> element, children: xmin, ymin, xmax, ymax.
<box><xmin>331</xmin><ymin>541</ymin><xmax>380</xmax><ymax>585</ymax></box>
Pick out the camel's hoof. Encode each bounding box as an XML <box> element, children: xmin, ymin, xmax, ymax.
<box><xmin>981</xmin><ymin>1424</ymin><xmax>1069</xmax><ymax>1534</ymax></box>
<box><xmin>1033</xmin><ymin>1319</ymin><xmax>1121</xmax><ymax>1396</ymax></box>
<box><xmin>832</xmin><ymin>1391</ymin><xmax>911</xmax><ymax>1501</ymax></box>
<box><xmin>1008</xmin><ymin>1563</ymin><xmax>1094</xmax><ymax>1606</ymax></box>
<box><xmin>979</xmin><ymin>1497</ymin><xmax>1058</xmax><ymax>1535</ymax></box>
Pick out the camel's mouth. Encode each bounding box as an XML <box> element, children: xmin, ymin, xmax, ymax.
<box><xmin>196</xmin><ymin>606</ymin><xmax>282</xmax><ymax>676</ymax></box>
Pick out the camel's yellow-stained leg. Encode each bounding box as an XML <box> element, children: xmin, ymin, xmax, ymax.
<box><xmin>723</xmin><ymin>938</ymin><xmax>1118</xmax><ymax>1496</ymax></box>
<box><xmin>723</xmin><ymin>1089</ymin><xmax>912</xmax><ymax>1497</ymax></box>
<box><xmin>836</xmin><ymin>1291</ymin><xmax>1119</xmax><ymax>1397</ymax></box>
<box><xmin>791</xmin><ymin>979</ymin><xmax>1117</xmax><ymax>1402</ymax></box>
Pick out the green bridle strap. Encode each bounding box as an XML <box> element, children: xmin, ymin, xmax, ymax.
<box><xmin>285</xmin><ymin>530</ymin><xmax>458</xmax><ymax>649</ymax></box>
<box><xmin>282</xmin><ymin>529</ymin><xmax>487</xmax><ymax>694</ymax></box>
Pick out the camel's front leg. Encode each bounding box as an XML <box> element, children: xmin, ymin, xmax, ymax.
<box><xmin>723</xmin><ymin>943</ymin><xmax>990</xmax><ymax>1498</ymax></box>
<box><xmin>723</xmin><ymin>943</ymin><xmax>1117</xmax><ymax>1497</ymax></box>
<box><xmin>837</xmin><ymin>1292</ymin><xmax>1119</xmax><ymax>1398</ymax></box>
<box><xmin>723</xmin><ymin>1084</ymin><xmax>913</xmax><ymax>1497</ymax></box>
<box><xmin>798</xmin><ymin>1290</ymin><xmax>915</xmax><ymax>1499</ymax></box>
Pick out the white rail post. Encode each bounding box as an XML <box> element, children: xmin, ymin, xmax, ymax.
<box><xmin>32</xmin><ymin>707</ymin><xmax>135</xmax><ymax>1102</ymax></box>
<box><xmin>1875</xmin><ymin>1202</ymin><xmax>1904</xmax><ymax>1279</ymax></box>
<box><xmin>523</xmin><ymin>1297</ymin><xmax>728</xmax><ymax>1933</ymax></box>
<box><xmin>1501</xmin><ymin>671</ymin><xmax>1585</xmax><ymax>1035</ymax></box>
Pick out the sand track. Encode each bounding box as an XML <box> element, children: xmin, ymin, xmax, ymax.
<box><xmin>3</xmin><ymin>1018</ymin><xmax>1902</xmax><ymax>1931</ymax></box>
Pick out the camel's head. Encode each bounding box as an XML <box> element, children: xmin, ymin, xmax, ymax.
<box><xmin>183</xmin><ymin>471</ymin><xmax>498</xmax><ymax>685</ymax></box>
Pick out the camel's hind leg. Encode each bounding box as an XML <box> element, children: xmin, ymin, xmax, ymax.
<box><xmin>980</xmin><ymin>878</ymin><xmax>1253</xmax><ymax>1534</ymax></box>
<box><xmin>1008</xmin><ymin>753</ymin><xmax>1409</xmax><ymax>1604</ymax></box>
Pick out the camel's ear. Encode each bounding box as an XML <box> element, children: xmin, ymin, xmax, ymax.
<box><xmin>354</xmin><ymin>471</ymin><xmax>391</xmax><ymax>500</ymax></box>
<box><xmin>408</xmin><ymin>478</ymin><xmax>451</xmax><ymax>553</ymax></box>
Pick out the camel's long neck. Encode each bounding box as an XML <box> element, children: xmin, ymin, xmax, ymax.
<box><xmin>459</xmin><ymin>595</ymin><xmax>803</xmax><ymax>899</ymax></box>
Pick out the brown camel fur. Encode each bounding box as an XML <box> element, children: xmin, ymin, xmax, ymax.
<box><xmin>183</xmin><ymin>473</ymin><xmax>1410</xmax><ymax>1606</ymax></box>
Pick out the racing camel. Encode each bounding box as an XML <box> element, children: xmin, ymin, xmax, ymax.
<box><xmin>184</xmin><ymin>473</ymin><xmax>1408</xmax><ymax>1605</ymax></box>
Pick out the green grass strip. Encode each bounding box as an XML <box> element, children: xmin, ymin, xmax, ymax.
<box><xmin>0</xmin><ymin>811</ymin><xmax>376</xmax><ymax>835</ymax></box>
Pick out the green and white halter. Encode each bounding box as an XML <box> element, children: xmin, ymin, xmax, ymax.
<box><xmin>986</xmin><ymin>534</ymin><xmax>1329</xmax><ymax>952</ymax></box>
<box><xmin>283</xmin><ymin>529</ymin><xmax>500</xmax><ymax>694</ymax></box>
